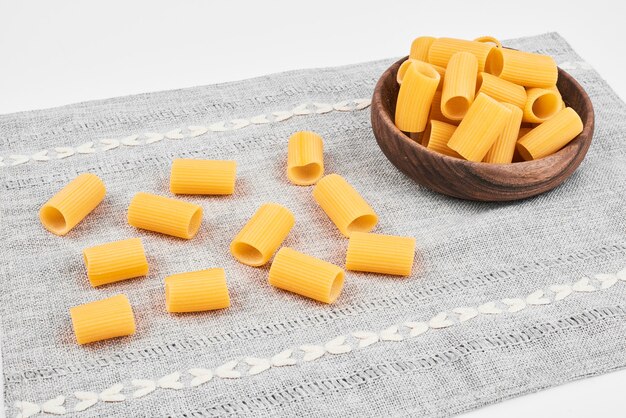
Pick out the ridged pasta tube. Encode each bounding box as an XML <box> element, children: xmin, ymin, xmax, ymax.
<box><xmin>441</xmin><ymin>52</ymin><xmax>478</xmax><ymax>120</ymax></box>
<box><xmin>483</xmin><ymin>103</ymin><xmax>524</xmax><ymax>164</ymax></box>
<box><xmin>475</xmin><ymin>72</ymin><xmax>527</xmax><ymax>109</ymax></box>
<box><xmin>70</xmin><ymin>294</ymin><xmax>135</xmax><ymax>345</ymax></box>
<box><xmin>522</xmin><ymin>88</ymin><xmax>562</xmax><ymax>123</ymax></box>
<box><xmin>428</xmin><ymin>37</ymin><xmax>503</xmax><ymax>74</ymax></box>
<box><xmin>409</xmin><ymin>36</ymin><xmax>436</xmax><ymax>61</ymax></box>
<box><xmin>422</xmin><ymin>120</ymin><xmax>460</xmax><ymax>158</ymax></box>
<box><xmin>447</xmin><ymin>93</ymin><xmax>512</xmax><ymax>162</ymax></box>
<box><xmin>517</xmin><ymin>107</ymin><xmax>583</xmax><ymax>160</ymax></box>
<box><xmin>287</xmin><ymin>131</ymin><xmax>324</xmax><ymax>185</ymax></box>
<box><xmin>499</xmin><ymin>48</ymin><xmax>558</xmax><ymax>88</ymax></box>
<box><xmin>230</xmin><ymin>203</ymin><xmax>294</xmax><ymax>266</ymax></box>
<box><xmin>165</xmin><ymin>268</ymin><xmax>230</xmax><ymax>312</ymax></box>
<box><xmin>127</xmin><ymin>192</ymin><xmax>203</xmax><ymax>239</ymax></box>
<box><xmin>397</xmin><ymin>59</ymin><xmax>445</xmax><ymax>91</ymax></box>
<box><xmin>269</xmin><ymin>247</ymin><xmax>344</xmax><ymax>304</ymax></box>
<box><xmin>170</xmin><ymin>159</ymin><xmax>236</xmax><ymax>195</ymax></box>
<box><xmin>39</xmin><ymin>173</ymin><xmax>106</xmax><ymax>236</ymax></box>
<box><xmin>395</xmin><ymin>60</ymin><xmax>440</xmax><ymax>133</ymax></box>
<box><xmin>312</xmin><ymin>174</ymin><xmax>378</xmax><ymax>237</ymax></box>
<box><xmin>83</xmin><ymin>238</ymin><xmax>149</xmax><ymax>287</ymax></box>
<box><xmin>346</xmin><ymin>232</ymin><xmax>416</xmax><ymax>276</ymax></box>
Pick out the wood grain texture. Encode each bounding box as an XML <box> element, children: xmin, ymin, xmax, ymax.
<box><xmin>371</xmin><ymin>56</ymin><xmax>595</xmax><ymax>201</ymax></box>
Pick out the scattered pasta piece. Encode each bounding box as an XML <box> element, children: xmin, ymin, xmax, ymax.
<box><xmin>523</xmin><ymin>88</ymin><xmax>562</xmax><ymax>123</ymax></box>
<box><xmin>499</xmin><ymin>48</ymin><xmax>558</xmax><ymax>88</ymax></box>
<box><xmin>39</xmin><ymin>173</ymin><xmax>106</xmax><ymax>236</ymax></box>
<box><xmin>517</xmin><ymin>107</ymin><xmax>583</xmax><ymax>160</ymax></box>
<box><xmin>346</xmin><ymin>232</ymin><xmax>416</xmax><ymax>276</ymax></box>
<box><xmin>422</xmin><ymin>120</ymin><xmax>460</xmax><ymax>158</ymax></box>
<box><xmin>428</xmin><ymin>37</ymin><xmax>503</xmax><ymax>74</ymax></box>
<box><xmin>395</xmin><ymin>60</ymin><xmax>440</xmax><ymax>133</ymax></box>
<box><xmin>127</xmin><ymin>192</ymin><xmax>203</xmax><ymax>239</ymax></box>
<box><xmin>312</xmin><ymin>174</ymin><xmax>378</xmax><ymax>237</ymax></box>
<box><xmin>69</xmin><ymin>294</ymin><xmax>135</xmax><ymax>345</ymax></box>
<box><xmin>170</xmin><ymin>159</ymin><xmax>236</xmax><ymax>195</ymax></box>
<box><xmin>447</xmin><ymin>93</ymin><xmax>512</xmax><ymax>162</ymax></box>
<box><xmin>475</xmin><ymin>72</ymin><xmax>527</xmax><ymax>109</ymax></box>
<box><xmin>230</xmin><ymin>203</ymin><xmax>295</xmax><ymax>266</ymax></box>
<box><xmin>441</xmin><ymin>52</ymin><xmax>478</xmax><ymax>120</ymax></box>
<box><xmin>83</xmin><ymin>238</ymin><xmax>149</xmax><ymax>287</ymax></box>
<box><xmin>409</xmin><ymin>36</ymin><xmax>436</xmax><ymax>61</ymax></box>
<box><xmin>484</xmin><ymin>103</ymin><xmax>524</xmax><ymax>164</ymax></box>
<box><xmin>165</xmin><ymin>268</ymin><xmax>230</xmax><ymax>313</ymax></box>
<box><xmin>287</xmin><ymin>131</ymin><xmax>324</xmax><ymax>185</ymax></box>
<box><xmin>268</xmin><ymin>247</ymin><xmax>344</xmax><ymax>304</ymax></box>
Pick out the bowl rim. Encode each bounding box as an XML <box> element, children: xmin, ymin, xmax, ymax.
<box><xmin>372</xmin><ymin>55</ymin><xmax>595</xmax><ymax>177</ymax></box>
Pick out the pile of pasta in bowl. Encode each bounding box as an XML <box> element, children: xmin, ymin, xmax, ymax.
<box><xmin>395</xmin><ymin>36</ymin><xmax>583</xmax><ymax>163</ymax></box>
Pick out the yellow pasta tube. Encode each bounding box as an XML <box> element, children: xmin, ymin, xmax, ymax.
<box><xmin>346</xmin><ymin>232</ymin><xmax>416</xmax><ymax>276</ymax></box>
<box><xmin>83</xmin><ymin>238</ymin><xmax>149</xmax><ymax>287</ymax></box>
<box><xmin>522</xmin><ymin>88</ymin><xmax>562</xmax><ymax>123</ymax></box>
<box><xmin>422</xmin><ymin>120</ymin><xmax>461</xmax><ymax>158</ymax></box>
<box><xmin>170</xmin><ymin>159</ymin><xmax>236</xmax><ymax>195</ymax></box>
<box><xmin>70</xmin><ymin>294</ymin><xmax>135</xmax><ymax>345</ymax></box>
<box><xmin>499</xmin><ymin>48</ymin><xmax>558</xmax><ymax>88</ymax></box>
<box><xmin>441</xmin><ymin>52</ymin><xmax>478</xmax><ymax>120</ymax></box>
<box><xmin>230</xmin><ymin>203</ymin><xmax>294</xmax><ymax>266</ymax></box>
<box><xmin>312</xmin><ymin>174</ymin><xmax>378</xmax><ymax>237</ymax></box>
<box><xmin>483</xmin><ymin>103</ymin><xmax>524</xmax><ymax>164</ymax></box>
<box><xmin>475</xmin><ymin>72</ymin><xmax>527</xmax><ymax>109</ymax></box>
<box><xmin>428</xmin><ymin>37</ymin><xmax>503</xmax><ymax>74</ymax></box>
<box><xmin>447</xmin><ymin>93</ymin><xmax>512</xmax><ymax>162</ymax></box>
<box><xmin>398</xmin><ymin>59</ymin><xmax>445</xmax><ymax>91</ymax></box>
<box><xmin>287</xmin><ymin>131</ymin><xmax>324</xmax><ymax>185</ymax></box>
<box><xmin>429</xmin><ymin>91</ymin><xmax>460</xmax><ymax>126</ymax></box>
<box><xmin>517</xmin><ymin>107</ymin><xmax>583</xmax><ymax>160</ymax></box>
<box><xmin>165</xmin><ymin>268</ymin><xmax>230</xmax><ymax>313</ymax></box>
<box><xmin>39</xmin><ymin>173</ymin><xmax>106</xmax><ymax>236</ymax></box>
<box><xmin>268</xmin><ymin>247</ymin><xmax>344</xmax><ymax>304</ymax></box>
<box><xmin>395</xmin><ymin>60</ymin><xmax>440</xmax><ymax>133</ymax></box>
<box><xmin>127</xmin><ymin>192</ymin><xmax>203</xmax><ymax>239</ymax></box>
<box><xmin>409</xmin><ymin>36</ymin><xmax>436</xmax><ymax>61</ymax></box>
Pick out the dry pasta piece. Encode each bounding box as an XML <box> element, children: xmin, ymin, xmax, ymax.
<box><xmin>346</xmin><ymin>232</ymin><xmax>416</xmax><ymax>276</ymax></box>
<box><xmin>287</xmin><ymin>131</ymin><xmax>324</xmax><ymax>185</ymax></box>
<box><xmin>83</xmin><ymin>238</ymin><xmax>149</xmax><ymax>287</ymax></box>
<box><xmin>395</xmin><ymin>60</ymin><xmax>440</xmax><ymax>133</ymax></box>
<box><xmin>499</xmin><ymin>48</ymin><xmax>558</xmax><ymax>88</ymax></box>
<box><xmin>429</xmin><ymin>91</ymin><xmax>460</xmax><ymax>126</ymax></box>
<box><xmin>230</xmin><ymin>203</ymin><xmax>294</xmax><ymax>266</ymax></box>
<box><xmin>397</xmin><ymin>59</ymin><xmax>445</xmax><ymax>90</ymax></box>
<box><xmin>522</xmin><ymin>88</ymin><xmax>562</xmax><ymax>123</ymax></box>
<box><xmin>165</xmin><ymin>268</ymin><xmax>230</xmax><ymax>313</ymax></box>
<box><xmin>170</xmin><ymin>159</ymin><xmax>236</xmax><ymax>195</ymax></box>
<box><xmin>70</xmin><ymin>294</ymin><xmax>135</xmax><ymax>345</ymax></box>
<box><xmin>409</xmin><ymin>36</ymin><xmax>436</xmax><ymax>61</ymax></box>
<box><xmin>473</xmin><ymin>36</ymin><xmax>502</xmax><ymax>49</ymax></box>
<box><xmin>475</xmin><ymin>72</ymin><xmax>527</xmax><ymax>109</ymax></box>
<box><xmin>268</xmin><ymin>247</ymin><xmax>344</xmax><ymax>304</ymax></box>
<box><xmin>39</xmin><ymin>173</ymin><xmax>106</xmax><ymax>236</ymax></box>
<box><xmin>127</xmin><ymin>192</ymin><xmax>203</xmax><ymax>239</ymax></box>
<box><xmin>428</xmin><ymin>37</ymin><xmax>503</xmax><ymax>74</ymax></box>
<box><xmin>422</xmin><ymin>120</ymin><xmax>461</xmax><ymax>158</ymax></box>
<box><xmin>441</xmin><ymin>52</ymin><xmax>478</xmax><ymax>120</ymax></box>
<box><xmin>312</xmin><ymin>174</ymin><xmax>378</xmax><ymax>237</ymax></box>
<box><xmin>517</xmin><ymin>107</ymin><xmax>583</xmax><ymax>160</ymax></box>
<box><xmin>483</xmin><ymin>103</ymin><xmax>524</xmax><ymax>164</ymax></box>
<box><xmin>447</xmin><ymin>93</ymin><xmax>512</xmax><ymax>162</ymax></box>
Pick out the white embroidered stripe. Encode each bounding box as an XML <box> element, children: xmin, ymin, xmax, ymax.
<box><xmin>0</xmin><ymin>99</ymin><xmax>371</xmax><ymax>168</ymax></box>
<box><xmin>14</xmin><ymin>268</ymin><xmax>626</xmax><ymax>417</ymax></box>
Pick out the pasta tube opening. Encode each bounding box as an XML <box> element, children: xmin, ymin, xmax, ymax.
<box><xmin>347</xmin><ymin>214</ymin><xmax>378</xmax><ymax>234</ymax></box>
<box><xmin>484</xmin><ymin>47</ymin><xmax>504</xmax><ymax>76</ymax></box>
<box><xmin>230</xmin><ymin>242</ymin><xmax>264</xmax><ymax>266</ymax></box>
<box><xmin>188</xmin><ymin>208</ymin><xmax>203</xmax><ymax>237</ymax></box>
<box><xmin>40</xmin><ymin>206</ymin><xmax>67</xmax><ymax>234</ymax></box>
<box><xmin>287</xmin><ymin>131</ymin><xmax>324</xmax><ymax>185</ymax></box>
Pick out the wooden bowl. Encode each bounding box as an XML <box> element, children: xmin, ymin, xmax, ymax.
<box><xmin>371</xmin><ymin>56</ymin><xmax>595</xmax><ymax>201</ymax></box>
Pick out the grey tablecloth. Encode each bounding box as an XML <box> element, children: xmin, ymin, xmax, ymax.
<box><xmin>2</xmin><ymin>33</ymin><xmax>626</xmax><ymax>417</ymax></box>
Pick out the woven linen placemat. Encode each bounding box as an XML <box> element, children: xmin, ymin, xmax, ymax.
<box><xmin>2</xmin><ymin>32</ymin><xmax>626</xmax><ymax>417</ymax></box>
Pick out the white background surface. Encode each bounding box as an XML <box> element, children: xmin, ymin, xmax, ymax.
<box><xmin>1</xmin><ymin>1</ymin><xmax>625</xmax><ymax>416</ymax></box>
